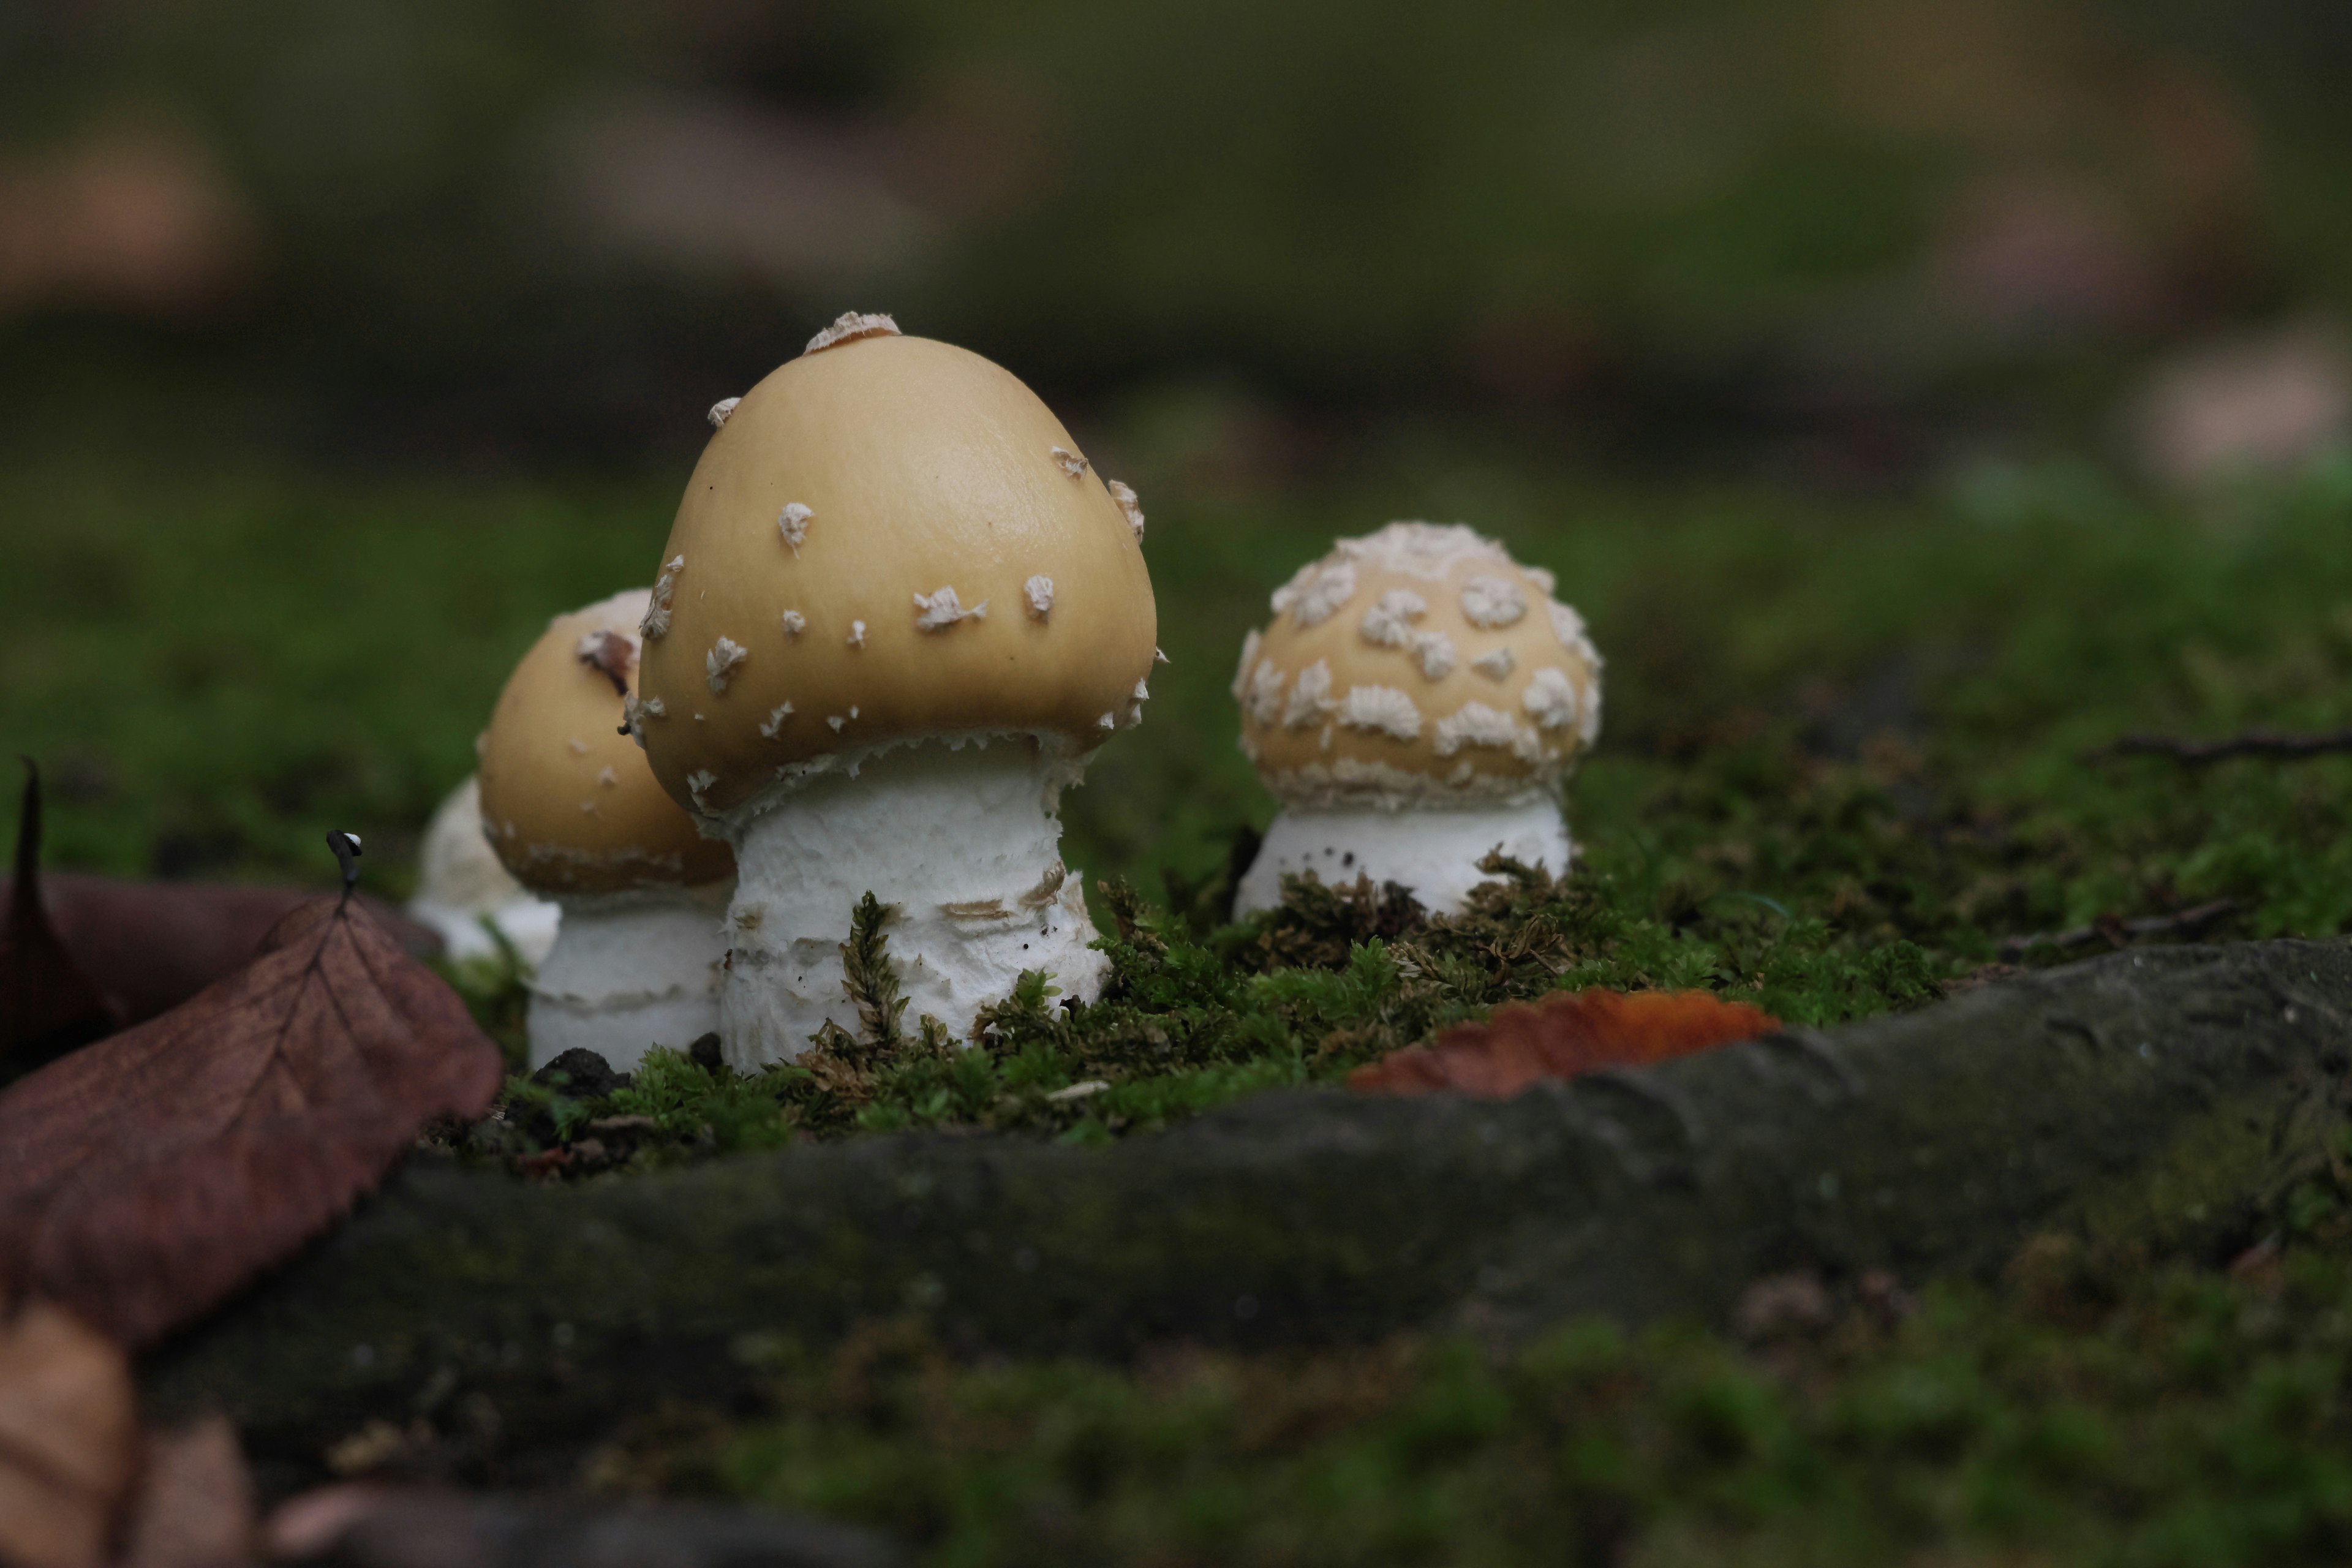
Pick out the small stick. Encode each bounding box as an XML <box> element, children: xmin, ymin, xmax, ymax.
<box><xmin>13</xmin><ymin>756</ymin><xmax>39</xmax><ymax>895</ymax></box>
<box><xmin>326</xmin><ymin>831</ymin><xmax>363</xmax><ymax>906</ymax></box>
<box><xmin>1999</xmin><ymin>897</ymin><xmax>2239</xmax><ymax>961</ymax></box>
<box><xmin>2088</xmin><ymin>729</ymin><xmax>2352</xmax><ymax>766</ymax></box>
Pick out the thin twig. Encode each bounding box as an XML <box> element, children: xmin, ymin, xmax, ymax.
<box><xmin>2088</xmin><ymin>729</ymin><xmax>2352</xmax><ymax>766</ymax></box>
<box><xmin>1999</xmin><ymin>898</ymin><xmax>2239</xmax><ymax>961</ymax></box>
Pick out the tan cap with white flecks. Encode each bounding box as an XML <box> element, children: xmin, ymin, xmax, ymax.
<box><xmin>636</xmin><ymin>319</ymin><xmax>1159</xmax><ymax>818</ymax></box>
<box><xmin>477</xmin><ymin>589</ymin><xmax>735</xmax><ymax>895</ymax></box>
<box><xmin>1232</xmin><ymin>522</ymin><xmax>1603</xmax><ymax>805</ymax></box>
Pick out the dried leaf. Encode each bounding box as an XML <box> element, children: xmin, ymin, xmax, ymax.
<box><xmin>4</xmin><ymin>874</ymin><xmax>442</xmax><ymax>1031</ymax></box>
<box><xmin>264</xmin><ymin>1485</ymin><xmax>404</xmax><ymax>1561</ymax></box>
<box><xmin>1</xmin><ymin>761</ymin><xmax>116</xmax><ymax>1075</ymax></box>
<box><xmin>0</xmin><ymin>1298</ymin><xmax>139</xmax><ymax>1568</ymax></box>
<box><xmin>1350</xmin><ymin>988</ymin><xmax>1778</xmax><ymax>1099</ymax></box>
<box><xmin>263</xmin><ymin>1485</ymin><xmax>901</xmax><ymax>1568</ymax></box>
<box><xmin>118</xmin><ymin>1415</ymin><xmax>256</xmax><ymax>1568</ymax></box>
<box><xmin>0</xmin><ymin>895</ymin><xmax>503</xmax><ymax>1346</ymax></box>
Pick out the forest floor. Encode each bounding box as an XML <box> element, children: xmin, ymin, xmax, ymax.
<box><xmin>11</xmin><ymin>435</ymin><xmax>2352</xmax><ymax>1563</ymax></box>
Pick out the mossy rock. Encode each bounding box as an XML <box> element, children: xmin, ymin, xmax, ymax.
<box><xmin>148</xmin><ymin>938</ymin><xmax>2352</xmax><ymax>1483</ymax></box>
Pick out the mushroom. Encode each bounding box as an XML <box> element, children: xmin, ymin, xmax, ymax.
<box><xmin>633</xmin><ymin>317</ymin><xmax>1157</xmax><ymax>1065</ymax></box>
<box><xmin>404</xmin><ymin>775</ymin><xmax>560</xmax><ymax>966</ymax></box>
<box><xmin>477</xmin><ymin>589</ymin><xmax>736</xmax><ymax>1070</ymax></box>
<box><xmin>1229</xmin><ymin>521</ymin><xmax>1602</xmax><ymax>914</ymax></box>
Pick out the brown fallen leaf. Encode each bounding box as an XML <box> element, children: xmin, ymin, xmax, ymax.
<box><xmin>0</xmin><ymin>874</ymin><xmax>444</xmax><ymax>1032</ymax></box>
<box><xmin>263</xmin><ymin>1483</ymin><xmax>902</xmax><ymax>1568</ymax></box>
<box><xmin>118</xmin><ymin>1415</ymin><xmax>255</xmax><ymax>1568</ymax></box>
<box><xmin>1</xmin><ymin>757</ymin><xmax>442</xmax><ymax>1062</ymax></box>
<box><xmin>1</xmin><ymin>761</ymin><xmax>118</xmax><ymax>1075</ymax></box>
<box><xmin>0</xmin><ymin>890</ymin><xmax>504</xmax><ymax>1346</ymax></box>
<box><xmin>0</xmin><ymin>1298</ymin><xmax>140</xmax><ymax>1568</ymax></box>
<box><xmin>264</xmin><ymin>1485</ymin><xmax>399</xmax><ymax>1561</ymax></box>
<box><xmin>1350</xmin><ymin>988</ymin><xmax>1778</xmax><ymax>1099</ymax></box>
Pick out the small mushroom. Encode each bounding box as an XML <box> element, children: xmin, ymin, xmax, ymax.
<box><xmin>477</xmin><ymin>589</ymin><xmax>736</xmax><ymax>1070</ymax></box>
<box><xmin>1229</xmin><ymin>521</ymin><xmax>1602</xmax><ymax>914</ymax></box>
<box><xmin>403</xmin><ymin>775</ymin><xmax>560</xmax><ymax>966</ymax></box>
<box><xmin>635</xmin><ymin>319</ymin><xmax>1156</xmax><ymax>1066</ymax></box>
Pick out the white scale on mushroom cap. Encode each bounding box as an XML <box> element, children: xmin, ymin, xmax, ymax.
<box><xmin>913</xmin><ymin>586</ymin><xmax>987</xmax><ymax>630</ymax></box>
<box><xmin>1105</xmin><ymin>480</ymin><xmax>1145</xmax><ymax>538</ymax></box>
<box><xmin>777</xmin><ymin>503</ymin><xmax>814</xmax><ymax>554</ymax></box>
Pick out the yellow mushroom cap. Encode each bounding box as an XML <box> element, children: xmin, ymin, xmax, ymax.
<box><xmin>477</xmin><ymin>589</ymin><xmax>735</xmax><ymax>896</ymax></box>
<box><xmin>636</xmin><ymin>324</ymin><xmax>1159</xmax><ymax>818</ymax></box>
<box><xmin>1232</xmin><ymin>522</ymin><xmax>1604</xmax><ymax>805</ymax></box>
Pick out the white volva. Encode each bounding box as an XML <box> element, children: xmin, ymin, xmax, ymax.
<box><xmin>1234</xmin><ymin>795</ymin><xmax>1572</xmax><ymax>915</ymax></box>
<box><xmin>473</xmin><ymin>587</ymin><xmax>740</xmax><ymax>1072</ymax></box>
<box><xmin>715</xmin><ymin>740</ymin><xmax>1097</xmax><ymax>1065</ymax></box>
<box><xmin>524</xmin><ymin>884</ymin><xmax>728</xmax><ymax>1070</ymax></box>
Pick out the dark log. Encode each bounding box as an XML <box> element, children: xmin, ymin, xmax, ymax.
<box><xmin>2090</xmin><ymin>728</ymin><xmax>2352</xmax><ymax>766</ymax></box>
<box><xmin>147</xmin><ymin>939</ymin><xmax>2352</xmax><ymax>1484</ymax></box>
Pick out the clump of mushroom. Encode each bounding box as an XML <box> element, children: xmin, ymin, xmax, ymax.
<box><xmin>477</xmin><ymin>589</ymin><xmax>736</xmax><ymax>1070</ymax></box>
<box><xmin>405</xmin><ymin>774</ymin><xmax>560</xmax><ymax>965</ymax></box>
<box><xmin>1230</xmin><ymin>521</ymin><xmax>1602</xmax><ymax>913</ymax></box>
<box><xmin>633</xmin><ymin>314</ymin><xmax>1157</xmax><ymax>1066</ymax></box>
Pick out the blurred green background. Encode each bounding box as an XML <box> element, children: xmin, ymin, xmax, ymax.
<box><xmin>6</xmin><ymin>0</ymin><xmax>2352</xmax><ymax>899</ymax></box>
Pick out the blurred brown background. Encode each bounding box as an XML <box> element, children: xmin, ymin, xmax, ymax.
<box><xmin>4</xmin><ymin>0</ymin><xmax>2348</xmax><ymax>487</ymax></box>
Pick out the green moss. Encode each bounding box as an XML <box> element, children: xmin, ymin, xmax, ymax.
<box><xmin>384</xmin><ymin>452</ymin><xmax>2352</xmax><ymax>1160</ymax></box>
<box><xmin>447</xmin><ymin>843</ymin><xmax>1969</xmax><ymax>1170</ymax></box>
<box><xmin>578</xmin><ymin>1179</ymin><xmax>2352</xmax><ymax>1567</ymax></box>
<box><xmin>23</xmin><ymin>446</ymin><xmax>2352</xmax><ymax>1561</ymax></box>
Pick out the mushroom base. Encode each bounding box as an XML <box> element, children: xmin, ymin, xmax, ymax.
<box><xmin>407</xmin><ymin>774</ymin><xmax>560</xmax><ymax>965</ymax></box>
<box><xmin>412</xmin><ymin>894</ymin><xmax>561</xmax><ymax>967</ymax></box>
<box><xmin>718</xmin><ymin>739</ymin><xmax>1102</xmax><ymax>1066</ymax></box>
<box><xmin>526</xmin><ymin>886</ymin><xmax>729</xmax><ymax>1072</ymax></box>
<box><xmin>1234</xmin><ymin>796</ymin><xmax>1572</xmax><ymax>917</ymax></box>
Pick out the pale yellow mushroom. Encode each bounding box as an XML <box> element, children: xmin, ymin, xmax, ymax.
<box><xmin>477</xmin><ymin>589</ymin><xmax>734</xmax><ymax>1069</ymax></box>
<box><xmin>1230</xmin><ymin>522</ymin><xmax>1602</xmax><ymax>913</ymax></box>
<box><xmin>404</xmin><ymin>775</ymin><xmax>559</xmax><ymax>967</ymax></box>
<box><xmin>635</xmin><ymin>318</ymin><xmax>1158</xmax><ymax>1065</ymax></box>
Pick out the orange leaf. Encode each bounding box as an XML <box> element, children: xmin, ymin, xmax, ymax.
<box><xmin>1350</xmin><ymin>989</ymin><xmax>1778</xmax><ymax>1099</ymax></box>
<box><xmin>0</xmin><ymin>895</ymin><xmax>503</xmax><ymax>1346</ymax></box>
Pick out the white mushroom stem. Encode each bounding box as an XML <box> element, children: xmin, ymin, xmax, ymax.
<box><xmin>526</xmin><ymin>884</ymin><xmax>729</xmax><ymax>1071</ymax></box>
<box><xmin>405</xmin><ymin>776</ymin><xmax>562</xmax><ymax>966</ymax></box>
<box><xmin>1234</xmin><ymin>796</ymin><xmax>1572</xmax><ymax>917</ymax></box>
<box><xmin>716</xmin><ymin>739</ymin><xmax>1102</xmax><ymax>1066</ymax></box>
